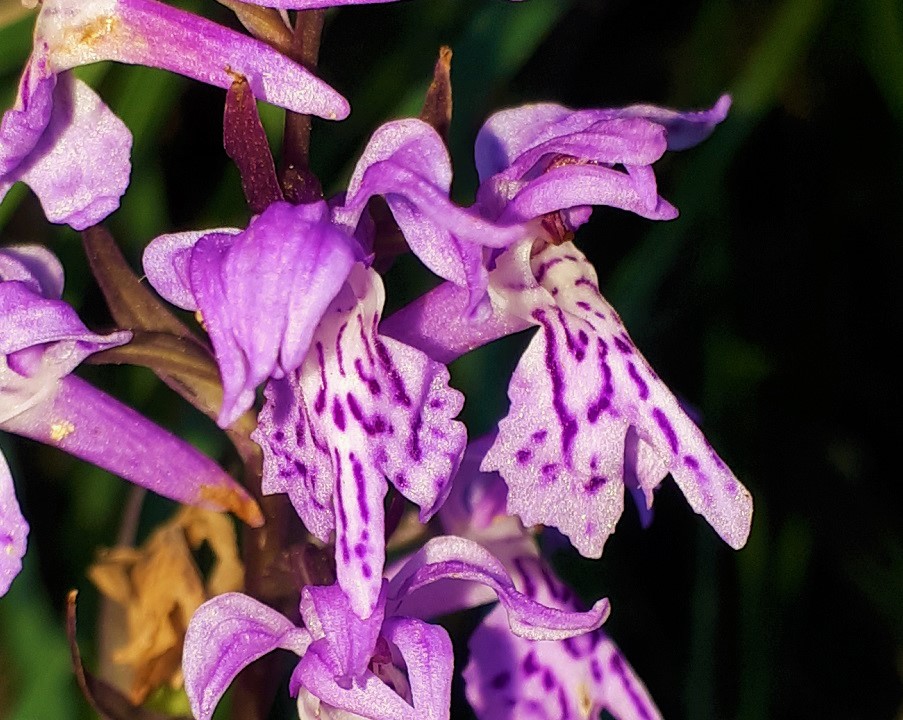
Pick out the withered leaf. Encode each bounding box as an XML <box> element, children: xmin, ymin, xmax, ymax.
<box><xmin>89</xmin><ymin>508</ymin><xmax>244</xmax><ymax>705</ymax></box>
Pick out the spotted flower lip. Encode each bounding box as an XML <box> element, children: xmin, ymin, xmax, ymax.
<box><xmin>382</xmin><ymin>96</ymin><xmax>751</xmax><ymax>556</ymax></box>
<box><xmin>182</xmin><ymin>535</ymin><xmax>608</xmax><ymax>720</ymax></box>
<box><xmin>480</xmin><ymin>240</ymin><xmax>753</xmax><ymax>555</ymax></box>
<box><xmin>253</xmin><ymin>263</ymin><xmax>467</xmax><ymax>619</ymax></box>
<box><xmin>1</xmin><ymin>0</ymin><xmax>349</xmax><ymax>230</ymax></box>
<box><xmin>0</xmin><ymin>245</ymin><xmax>263</xmax><ymax>589</ymax></box>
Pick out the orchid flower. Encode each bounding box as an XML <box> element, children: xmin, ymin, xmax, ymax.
<box><xmin>143</xmin><ymin>118</ymin><xmax>535</xmax><ymax>618</ymax></box>
<box><xmin>0</xmin><ymin>0</ymin><xmax>349</xmax><ymax>229</ymax></box>
<box><xmin>381</xmin><ymin>96</ymin><xmax>753</xmax><ymax>559</ymax></box>
<box><xmin>146</xmin><ymin>202</ymin><xmax>470</xmax><ymax>618</ymax></box>
<box><xmin>183</xmin><ymin>535</ymin><xmax>610</xmax><ymax>720</ymax></box>
<box><xmin>428</xmin><ymin>436</ymin><xmax>663</xmax><ymax>720</ymax></box>
<box><xmin>0</xmin><ymin>244</ymin><xmax>261</xmax><ymax>595</ymax></box>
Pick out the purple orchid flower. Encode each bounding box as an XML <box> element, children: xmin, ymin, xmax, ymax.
<box><xmin>182</xmin><ymin>535</ymin><xmax>610</xmax><ymax>720</ymax></box>
<box><xmin>144</xmin><ymin>118</ymin><xmax>538</xmax><ymax>618</ymax></box>
<box><xmin>145</xmin><ymin>197</ymin><xmax>469</xmax><ymax>619</ymax></box>
<box><xmin>0</xmin><ymin>0</ymin><xmax>349</xmax><ymax>230</ymax></box>
<box><xmin>0</xmin><ymin>245</ymin><xmax>262</xmax><ymax>594</ymax></box>
<box><xmin>430</xmin><ymin>436</ymin><xmax>662</xmax><ymax>720</ymax></box>
<box><xmin>381</xmin><ymin>96</ymin><xmax>752</xmax><ymax>558</ymax></box>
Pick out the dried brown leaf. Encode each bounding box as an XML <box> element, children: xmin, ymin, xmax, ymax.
<box><xmin>88</xmin><ymin>508</ymin><xmax>244</xmax><ymax>705</ymax></box>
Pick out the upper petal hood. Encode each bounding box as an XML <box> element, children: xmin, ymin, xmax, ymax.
<box><xmin>144</xmin><ymin>201</ymin><xmax>359</xmax><ymax>427</ymax></box>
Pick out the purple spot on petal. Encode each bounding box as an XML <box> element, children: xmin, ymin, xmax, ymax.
<box><xmin>653</xmin><ymin>407</ymin><xmax>679</xmax><ymax>454</ymax></box>
<box><xmin>362</xmin><ymin>563</ymin><xmax>372</xmax><ymax>579</ymax></box>
<box><xmin>354</xmin><ymin>543</ymin><xmax>367</xmax><ymax>558</ymax></box>
<box><xmin>490</xmin><ymin>671</ymin><xmax>511</xmax><ymax>690</ymax></box>
<box><xmin>584</xmin><ymin>476</ymin><xmax>608</xmax><ymax>494</ymax></box>
<box><xmin>628</xmin><ymin>361</ymin><xmax>649</xmax><ymax>400</ymax></box>
<box><xmin>394</xmin><ymin>472</ymin><xmax>408</xmax><ymax>490</ymax></box>
<box><xmin>541</xmin><ymin>669</ymin><xmax>556</xmax><ymax>691</ymax></box>
<box><xmin>408</xmin><ymin>414</ymin><xmax>423</xmax><ymax>462</ymax></box>
<box><xmin>357</xmin><ymin>316</ymin><xmax>375</xmax><ymax>365</ymax></box>
<box><xmin>314</xmin><ymin>343</ymin><xmax>328</xmax><ymax>414</ymax></box>
<box><xmin>335</xmin><ymin>322</ymin><xmax>348</xmax><ymax>376</ymax></box>
<box><xmin>516</xmin><ymin>448</ymin><xmax>532</xmax><ymax>464</ymax></box>
<box><xmin>590</xmin><ymin>658</ymin><xmax>603</xmax><ymax>682</ymax></box>
<box><xmin>522</xmin><ymin>652</ymin><xmax>540</xmax><ymax>676</ymax></box>
<box><xmin>562</xmin><ymin>636</ymin><xmax>584</xmax><ymax>660</ymax></box>
<box><xmin>332</xmin><ymin>397</ymin><xmax>346</xmax><ymax>431</ymax></box>
<box><xmin>533</xmin><ymin>309</ymin><xmax>578</xmax><ymax>459</ymax></box>
<box><xmin>374</xmin><ymin>338</ymin><xmax>411</xmax><ymax>407</ymax></box>
<box><xmin>557</xmin><ymin>687</ymin><xmax>570</xmax><ymax>719</ymax></box>
<box><xmin>587</xmin><ymin>339</ymin><xmax>613</xmax><ymax>423</ymax></box>
<box><xmin>531</xmin><ymin>430</ymin><xmax>547</xmax><ymax>444</ymax></box>
<box><xmin>354</xmin><ymin>358</ymin><xmax>381</xmax><ymax>395</ymax></box>
<box><xmin>335</xmin><ymin>470</ymin><xmax>351</xmax><ymax>564</ymax></box>
<box><xmin>711</xmin><ymin>449</ymin><xmax>728</xmax><ymax>471</ymax></box>
<box><xmin>614</xmin><ymin>335</ymin><xmax>632</xmax><ymax>354</ymax></box>
<box><xmin>684</xmin><ymin>455</ymin><xmax>699</xmax><ymax>469</ymax></box>
<box><xmin>347</xmin><ymin>392</ymin><xmax>363</xmax><ymax>421</ymax></box>
<box><xmin>350</xmin><ymin>453</ymin><xmax>370</xmax><ymax>524</ymax></box>
<box><xmin>576</xmin><ymin>300</ymin><xmax>592</xmax><ymax>311</ymax></box>
<box><xmin>535</xmin><ymin>256</ymin><xmax>563</xmax><ymax>282</ymax></box>
<box><xmin>574</xmin><ymin>276</ymin><xmax>596</xmax><ymax>289</ymax></box>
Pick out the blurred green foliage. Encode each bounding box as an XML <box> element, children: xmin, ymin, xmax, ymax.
<box><xmin>1</xmin><ymin>0</ymin><xmax>902</xmax><ymax>718</ymax></box>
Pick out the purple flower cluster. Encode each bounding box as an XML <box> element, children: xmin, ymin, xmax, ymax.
<box><xmin>0</xmin><ymin>0</ymin><xmax>753</xmax><ymax>718</ymax></box>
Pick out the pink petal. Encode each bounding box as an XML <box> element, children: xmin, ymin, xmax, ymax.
<box><xmin>388</xmin><ymin>536</ymin><xmax>609</xmax><ymax>641</ymax></box>
<box><xmin>183</xmin><ymin>592</ymin><xmax>311</xmax><ymax>720</ymax></box>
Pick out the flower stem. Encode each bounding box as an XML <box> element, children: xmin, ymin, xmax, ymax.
<box><xmin>280</xmin><ymin>9</ymin><xmax>326</xmax><ymax>203</ymax></box>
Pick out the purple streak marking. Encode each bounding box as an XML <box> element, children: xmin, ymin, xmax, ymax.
<box><xmin>628</xmin><ymin>362</ymin><xmax>649</xmax><ymax>400</ymax></box>
<box><xmin>652</xmin><ymin>408</ymin><xmax>679</xmax><ymax>453</ymax></box>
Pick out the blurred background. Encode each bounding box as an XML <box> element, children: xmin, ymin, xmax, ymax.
<box><xmin>1</xmin><ymin>0</ymin><xmax>901</xmax><ymax>717</ymax></box>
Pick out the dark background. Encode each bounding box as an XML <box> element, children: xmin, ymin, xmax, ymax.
<box><xmin>1</xmin><ymin>0</ymin><xmax>901</xmax><ymax>717</ymax></box>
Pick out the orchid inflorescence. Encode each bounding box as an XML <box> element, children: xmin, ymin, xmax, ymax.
<box><xmin>0</xmin><ymin>0</ymin><xmax>753</xmax><ymax>718</ymax></box>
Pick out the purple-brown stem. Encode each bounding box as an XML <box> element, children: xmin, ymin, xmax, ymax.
<box><xmin>280</xmin><ymin>10</ymin><xmax>326</xmax><ymax>203</ymax></box>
